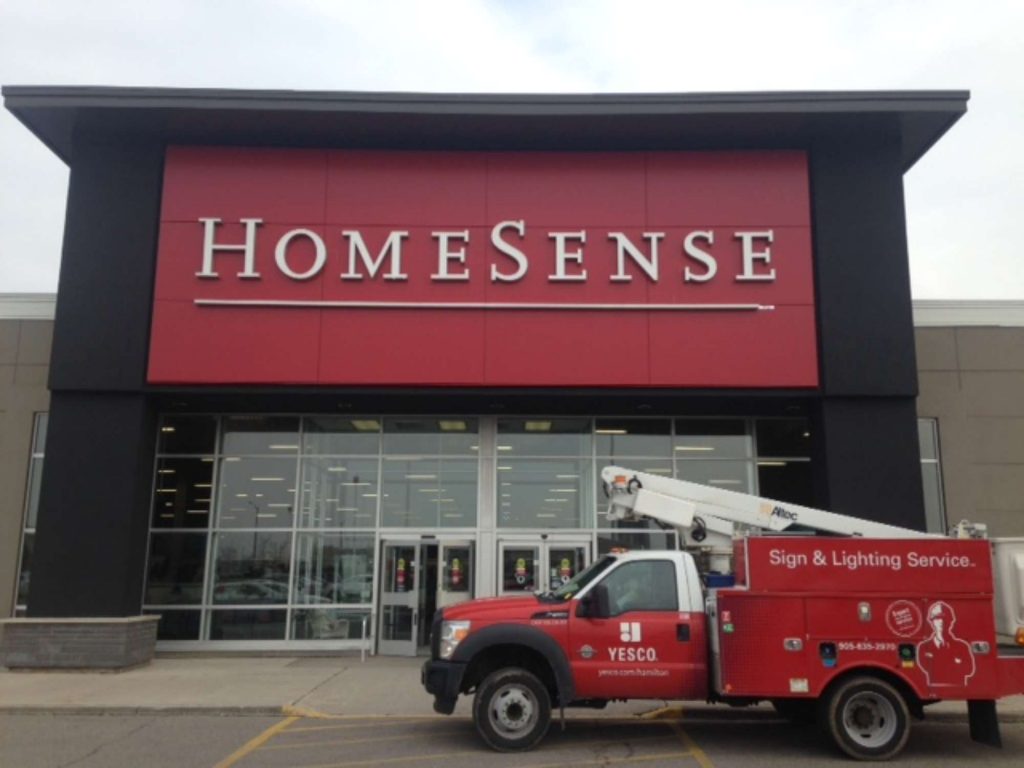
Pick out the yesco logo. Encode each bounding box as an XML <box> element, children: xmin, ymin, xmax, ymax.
<box><xmin>620</xmin><ymin>622</ymin><xmax>642</xmax><ymax>643</ymax></box>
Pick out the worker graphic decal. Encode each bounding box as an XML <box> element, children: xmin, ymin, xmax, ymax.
<box><xmin>917</xmin><ymin>601</ymin><xmax>976</xmax><ymax>687</ymax></box>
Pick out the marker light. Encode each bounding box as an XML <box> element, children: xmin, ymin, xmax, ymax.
<box><xmin>1016</xmin><ymin>627</ymin><xmax>1024</xmax><ymax>647</ymax></box>
<box><xmin>439</xmin><ymin>620</ymin><xmax>472</xmax><ymax>660</ymax></box>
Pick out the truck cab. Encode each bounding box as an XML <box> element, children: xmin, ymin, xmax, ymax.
<box><xmin>422</xmin><ymin>550</ymin><xmax>707</xmax><ymax>750</ymax></box>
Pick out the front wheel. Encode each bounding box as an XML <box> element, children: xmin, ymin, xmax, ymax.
<box><xmin>472</xmin><ymin>667</ymin><xmax>551</xmax><ymax>752</ymax></box>
<box><xmin>822</xmin><ymin>676</ymin><xmax>910</xmax><ymax>761</ymax></box>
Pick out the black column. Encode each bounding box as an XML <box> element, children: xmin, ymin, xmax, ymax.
<box><xmin>808</xmin><ymin>129</ymin><xmax>925</xmax><ymax>530</ymax></box>
<box><xmin>28</xmin><ymin>130</ymin><xmax>164</xmax><ymax>617</ymax></box>
<box><xmin>813</xmin><ymin>398</ymin><xmax>926</xmax><ymax>531</ymax></box>
<box><xmin>28</xmin><ymin>393</ymin><xmax>157</xmax><ymax>616</ymax></box>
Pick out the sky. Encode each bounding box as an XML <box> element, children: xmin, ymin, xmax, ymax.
<box><xmin>0</xmin><ymin>0</ymin><xmax>1021</xmax><ymax>299</ymax></box>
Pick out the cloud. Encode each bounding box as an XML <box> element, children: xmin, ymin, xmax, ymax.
<box><xmin>1</xmin><ymin>0</ymin><xmax>1022</xmax><ymax>297</ymax></box>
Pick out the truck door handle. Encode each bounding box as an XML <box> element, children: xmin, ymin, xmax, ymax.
<box><xmin>677</xmin><ymin>623</ymin><xmax>691</xmax><ymax>642</ymax></box>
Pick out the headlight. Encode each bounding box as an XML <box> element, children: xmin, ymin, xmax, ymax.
<box><xmin>439</xmin><ymin>620</ymin><xmax>471</xmax><ymax>660</ymax></box>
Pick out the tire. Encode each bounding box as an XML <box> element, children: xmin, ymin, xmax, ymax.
<box><xmin>472</xmin><ymin>667</ymin><xmax>552</xmax><ymax>752</ymax></box>
<box><xmin>822</xmin><ymin>676</ymin><xmax>910</xmax><ymax>761</ymax></box>
<box><xmin>771</xmin><ymin>698</ymin><xmax>817</xmax><ymax>725</ymax></box>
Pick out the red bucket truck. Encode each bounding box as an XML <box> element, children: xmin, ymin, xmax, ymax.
<box><xmin>421</xmin><ymin>466</ymin><xmax>1024</xmax><ymax>760</ymax></box>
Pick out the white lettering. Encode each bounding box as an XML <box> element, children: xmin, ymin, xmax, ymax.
<box><xmin>197</xmin><ymin>218</ymin><xmax>262</xmax><ymax>279</ymax></box>
<box><xmin>431</xmin><ymin>230</ymin><xmax>471</xmax><ymax>281</ymax></box>
<box><xmin>609</xmin><ymin>232</ymin><xmax>662</xmax><ymax>282</ymax></box>
<box><xmin>683</xmin><ymin>230</ymin><xmax>717</xmax><ymax>283</ymax></box>
<box><xmin>548</xmin><ymin>231</ymin><xmax>587</xmax><ymax>282</ymax></box>
<box><xmin>735</xmin><ymin>230</ymin><xmax>776</xmax><ymax>282</ymax></box>
<box><xmin>769</xmin><ymin>548</ymin><xmax>807</xmax><ymax>569</ymax></box>
<box><xmin>341</xmin><ymin>230</ymin><xmax>409</xmax><ymax>281</ymax></box>
<box><xmin>274</xmin><ymin>228</ymin><xmax>327</xmax><ymax>280</ymax></box>
<box><xmin>490</xmin><ymin>220</ymin><xmax>528</xmax><ymax>282</ymax></box>
<box><xmin>608</xmin><ymin>647</ymin><xmax>658</xmax><ymax>662</ymax></box>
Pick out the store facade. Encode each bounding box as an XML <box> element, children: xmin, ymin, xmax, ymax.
<box><xmin>0</xmin><ymin>87</ymin><xmax>973</xmax><ymax>659</ymax></box>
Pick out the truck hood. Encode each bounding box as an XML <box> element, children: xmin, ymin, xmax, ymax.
<box><xmin>441</xmin><ymin>594</ymin><xmax>569</xmax><ymax>622</ymax></box>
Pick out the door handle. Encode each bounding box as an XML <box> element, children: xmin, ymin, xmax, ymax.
<box><xmin>677</xmin><ymin>623</ymin><xmax>691</xmax><ymax>642</ymax></box>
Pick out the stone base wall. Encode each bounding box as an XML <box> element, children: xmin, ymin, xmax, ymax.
<box><xmin>0</xmin><ymin>616</ymin><xmax>159</xmax><ymax>670</ymax></box>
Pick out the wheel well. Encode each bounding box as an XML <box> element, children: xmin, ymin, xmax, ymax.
<box><xmin>820</xmin><ymin>667</ymin><xmax>924</xmax><ymax>719</ymax></box>
<box><xmin>462</xmin><ymin>644</ymin><xmax>559</xmax><ymax>702</ymax></box>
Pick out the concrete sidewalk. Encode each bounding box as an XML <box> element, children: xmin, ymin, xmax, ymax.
<box><xmin>1</xmin><ymin>654</ymin><xmax>1023</xmax><ymax>723</ymax></box>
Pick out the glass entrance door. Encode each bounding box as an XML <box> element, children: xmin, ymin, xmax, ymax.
<box><xmin>378</xmin><ymin>541</ymin><xmax>419</xmax><ymax>656</ymax></box>
<box><xmin>437</xmin><ymin>541</ymin><xmax>474</xmax><ymax>610</ymax></box>
<box><xmin>498</xmin><ymin>538</ymin><xmax>591</xmax><ymax>595</ymax></box>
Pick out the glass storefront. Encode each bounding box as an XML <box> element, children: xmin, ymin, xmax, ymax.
<box><xmin>141</xmin><ymin>414</ymin><xmax>814</xmax><ymax>647</ymax></box>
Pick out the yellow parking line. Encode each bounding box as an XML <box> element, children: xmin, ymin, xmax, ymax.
<box><xmin>286</xmin><ymin>715</ymin><xmax>459</xmax><ymax>732</ymax></box>
<box><xmin>669</xmin><ymin>722</ymin><xmax>716</xmax><ymax>768</ymax></box>
<box><xmin>212</xmin><ymin>715</ymin><xmax>299</xmax><ymax>768</ymax></box>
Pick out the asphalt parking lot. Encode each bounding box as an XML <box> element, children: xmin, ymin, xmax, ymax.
<box><xmin>3</xmin><ymin>709</ymin><xmax>1024</xmax><ymax>767</ymax></box>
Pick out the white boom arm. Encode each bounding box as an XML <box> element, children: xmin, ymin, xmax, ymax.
<box><xmin>601</xmin><ymin>466</ymin><xmax>935</xmax><ymax>554</ymax></box>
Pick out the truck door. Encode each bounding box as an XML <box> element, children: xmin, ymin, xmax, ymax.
<box><xmin>569</xmin><ymin>558</ymin><xmax>707</xmax><ymax>701</ymax></box>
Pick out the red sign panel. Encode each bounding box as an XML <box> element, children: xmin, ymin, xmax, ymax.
<box><xmin>148</xmin><ymin>147</ymin><xmax>817</xmax><ymax>387</ymax></box>
<box><xmin>743</xmin><ymin>538</ymin><xmax>993</xmax><ymax>595</ymax></box>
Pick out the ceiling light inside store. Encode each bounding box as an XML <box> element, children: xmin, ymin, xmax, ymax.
<box><xmin>405</xmin><ymin>474</ymin><xmax>437</xmax><ymax>480</ymax></box>
<box><xmin>186</xmin><ymin>509</ymin><xmax>206</xmax><ymax>515</ymax></box>
<box><xmin>537</xmin><ymin>513</ymin><xmax>556</xmax><ymax>518</ymax></box>
<box><xmin>595</xmin><ymin>428</ymin><xmax>627</xmax><ymax>435</ymax></box>
<box><xmin>156</xmin><ymin>489</ymin><xmax>176</xmax><ymax>494</ymax></box>
<box><xmin>161</xmin><ymin>426</ymin><xmax>176</xmax><ymax>433</ymax></box>
<box><xmin>525</xmin><ymin>421</ymin><xmax>552</xmax><ymax>432</ymax></box>
<box><xmin>710</xmin><ymin>479</ymin><xmax>742</xmax><ymax>485</ymax></box>
<box><xmin>362</xmin><ymin>493</ymin><xmax>378</xmax><ymax>498</ymax></box>
<box><xmin>257</xmin><ymin>513</ymin><xmax>278</xmax><ymax>519</ymax></box>
<box><xmin>341</xmin><ymin>482</ymin><xmax>371</xmax><ymax>487</ymax></box>
<box><xmin>497</xmin><ymin>445</ymin><xmax>512</xmax><ymax>451</ymax></box>
<box><xmin>498</xmin><ymin>466</ymin><xmax>512</xmax><ymax>471</ymax></box>
<box><xmin>556</xmin><ymin>474</ymin><xmax>579</xmax><ymax>479</ymax></box>
<box><xmin>268</xmin><ymin>444</ymin><xmax>298</xmax><ymax>450</ymax></box>
<box><xmin>194</xmin><ymin>483</ymin><xmax>211</xmax><ymax>488</ymax></box>
<box><xmin>549</xmin><ymin>488</ymin><xmax>577</xmax><ymax>493</ymax></box>
<box><xmin>327</xmin><ymin>467</ymin><xmax>347</xmax><ymax>473</ymax></box>
<box><xmin>251</xmin><ymin>477</ymin><xmax>285</xmax><ymax>482</ymax></box>
<box><xmin>157</xmin><ymin>469</ymin><xmax>176</xmax><ymax>474</ymax></box>
<box><xmin>439</xmin><ymin>420</ymin><xmax>466</xmax><ymax>431</ymax></box>
<box><xmin>160</xmin><ymin>513</ymin><xmax>174</xmax><ymax>519</ymax></box>
<box><xmin>675</xmin><ymin>446</ymin><xmax>714</xmax><ymax>452</ymax></box>
<box><xmin>352</xmin><ymin>420</ymin><xmax>381</xmax><ymax>431</ymax></box>
<box><xmin>757</xmin><ymin>461</ymin><xmax>788</xmax><ymax>467</ymax></box>
<box><xmin>643</xmin><ymin>468</ymin><xmax>671</xmax><ymax>474</ymax></box>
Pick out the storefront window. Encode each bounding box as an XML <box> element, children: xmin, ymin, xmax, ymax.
<box><xmin>15</xmin><ymin>412</ymin><xmax>47</xmax><ymax>614</ymax></box>
<box><xmin>919</xmin><ymin>419</ymin><xmax>946</xmax><ymax>533</ymax></box>
<box><xmin>755</xmin><ymin>418</ymin><xmax>813</xmax><ymax>506</ymax></box>
<box><xmin>293</xmin><ymin>532</ymin><xmax>374</xmax><ymax>605</ymax></box>
<box><xmin>299</xmin><ymin>457</ymin><xmax>378</xmax><ymax>528</ymax></box>
<box><xmin>498</xmin><ymin>419</ymin><xmax>592</xmax><ymax>529</ymax></box>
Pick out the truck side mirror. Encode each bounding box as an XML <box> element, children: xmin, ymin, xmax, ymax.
<box><xmin>577</xmin><ymin>583</ymin><xmax>611</xmax><ymax>619</ymax></box>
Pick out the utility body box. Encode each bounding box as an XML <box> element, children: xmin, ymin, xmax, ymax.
<box><xmin>712</xmin><ymin>537</ymin><xmax>1023</xmax><ymax>701</ymax></box>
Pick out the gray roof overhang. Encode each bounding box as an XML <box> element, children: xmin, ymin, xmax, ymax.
<box><xmin>2</xmin><ymin>85</ymin><xmax>968</xmax><ymax>171</ymax></box>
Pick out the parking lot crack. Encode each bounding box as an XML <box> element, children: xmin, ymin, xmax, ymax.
<box><xmin>56</xmin><ymin>717</ymin><xmax>154</xmax><ymax>768</ymax></box>
<box><xmin>290</xmin><ymin>667</ymin><xmax>350</xmax><ymax>710</ymax></box>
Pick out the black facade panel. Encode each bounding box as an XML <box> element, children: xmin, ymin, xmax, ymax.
<box><xmin>814</xmin><ymin>398</ymin><xmax>926</xmax><ymax>531</ymax></box>
<box><xmin>48</xmin><ymin>132</ymin><xmax>163</xmax><ymax>392</ymax></box>
<box><xmin>28</xmin><ymin>392</ymin><xmax>156</xmax><ymax>617</ymax></box>
<box><xmin>810</xmin><ymin>130</ymin><xmax>918</xmax><ymax>397</ymax></box>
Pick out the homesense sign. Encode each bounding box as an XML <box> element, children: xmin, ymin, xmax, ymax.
<box><xmin>148</xmin><ymin>147</ymin><xmax>817</xmax><ymax>387</ymax></box>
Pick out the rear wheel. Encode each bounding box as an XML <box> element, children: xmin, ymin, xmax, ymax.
<box><xmin>472</xmin><ymin>667</ymin><xmax>551</xmax><ymax>752</ymax></box>
<box><xmin>822</xmin><ymin>676</ymin><xmax>910</xmax><ymax>761</ymax></box>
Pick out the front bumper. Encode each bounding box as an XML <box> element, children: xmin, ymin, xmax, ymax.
<box><xmin>421</xmin><ymin>659</ymin><xmax>467</xmax><ymax>715</ymax></box>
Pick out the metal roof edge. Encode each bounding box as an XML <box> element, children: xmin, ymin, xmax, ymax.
<box><xmin>0</xmin><ymin>293</ymin><xmax>57</xmax><ymax>320</ymax></box>
<box><xmin>912</xmin><ymin>300</ymin><xmax>1024</xmax><ymax>327</ymax></box>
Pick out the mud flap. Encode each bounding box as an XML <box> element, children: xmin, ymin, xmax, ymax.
<box><xmin>967</xmin><ymin>700</ymin><xmax>1001</xmax><ymax>747</ymax></box>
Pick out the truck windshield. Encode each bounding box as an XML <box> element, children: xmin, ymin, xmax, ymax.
<box><xmin>540</xmin><ymin>555</ymin><xmax>617</xmax><ymax>602</ymax></box>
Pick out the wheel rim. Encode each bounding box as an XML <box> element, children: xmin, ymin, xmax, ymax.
<box><xmin>488</xmin><ymin>683</ymin><xmax>537</xmax><ymax>739</ymax></box>
<box><xmin>841</xmin><ymin>691</ymin><xmax>898</xmax><ymax>749</ymax></box>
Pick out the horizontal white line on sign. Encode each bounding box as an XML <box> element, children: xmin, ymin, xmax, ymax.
<box><xmin>194</xmin><ymin>299</ymin><xmax>776</xmax><ymax>311</ymax></box>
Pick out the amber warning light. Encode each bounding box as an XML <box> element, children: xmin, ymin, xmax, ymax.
<box><xmin>1016</xmin><ymin>627</ymin><xmax>1024</xmax><ymax>647</ymax></box>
